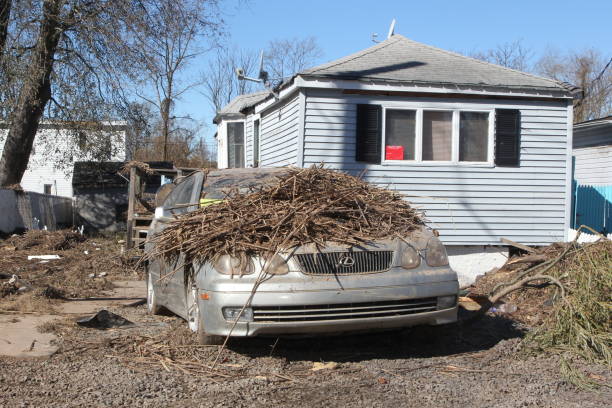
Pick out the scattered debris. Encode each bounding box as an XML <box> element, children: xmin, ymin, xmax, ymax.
<box><xmin>311</xmin><ymin>361</ymin><xmax>338</xmax><ymax>371</ymax></box>
<box><xmin>27</xmin><ymin>255</ymin><xmax>61</xmax><ymax>261</ymax></box>
<box><xmin>8</xmin><ymin>275</ymin><xmax>33</xmax><ymax>293</ymax></box>
<box><xmin>10</xmin><ymin>230</ymin><xmax>85</xmax><ymax>251</ymax></box>
<box><xmin>458</xmin><ymin>296</ymin><xmax>481</xmax><ymax>311</ymax></box>
<box><xmin>0</xmin><ymin>230</ymin><xmax>141</xmax><ymax>310</ymax></box>
<box><xmin>0</xmin><ymin>281</ymin><xmax>19</xmax><ymax>298</ymax></box>
<box><xmin>37</xmin><ymin>286</ymin><xmax>65</xmax><ymax>300</ymax></box>
<box><xmin>76</xmin><ymin>310</ymin><xmax>134</xmax><ymax>329</ymax></box>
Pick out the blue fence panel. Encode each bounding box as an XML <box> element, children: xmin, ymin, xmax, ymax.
<box><xmin>573</xmin><ymin>183</ymin><xmax>612</xmax><ymax>234</ymax></box>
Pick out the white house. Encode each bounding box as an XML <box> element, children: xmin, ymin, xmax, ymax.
<box><xmin>0</xmin><ymin>121</ymin><xmax>127</xmax><ymax>197</ymax></box>
<box><xmin>214</xmin><ymin>34</ymin><xmax>577</xmax><ymax>283</ymax></box>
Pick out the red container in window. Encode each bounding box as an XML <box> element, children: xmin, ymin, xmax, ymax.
<box><xmin>385</xmin><ymin>145</ymin><xmax>404</xmax><ymax>160</ymax></box>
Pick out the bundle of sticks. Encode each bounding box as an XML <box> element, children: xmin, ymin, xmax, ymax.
<box><xmin>148</xmin><ymin>166</ymin><xmax>424</xmax><ymax>263</ymax></box>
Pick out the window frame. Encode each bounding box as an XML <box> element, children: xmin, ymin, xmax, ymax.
<box><xmin>253</xmin><ymin>117</ymin><xmax>261</xmax><ymax>167</ymax></box>
<box><xmin>381</xmin><ymin>105</ymin><xmax>494</xmax><ymax>167</ymax></box>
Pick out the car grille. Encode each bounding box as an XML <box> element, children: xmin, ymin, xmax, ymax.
<box><xmin>294</xmin><ymin>251</ymin><xmax>393</xmax><ymax>275</ymax></box>
<box><xmin>252</xmin><ymin>298</ymin><xmax>438</xmax><ymax>322</ymax></box>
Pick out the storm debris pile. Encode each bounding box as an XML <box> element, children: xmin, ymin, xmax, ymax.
<box><xmin>471</xmin><ymin>236</ymin><xmax>611</xmax><ymax>366</ymax></box>
<box><xmin>149</xmin><ymin>166</ymin><xmax>424</xmax><ymax>263</ymax></box>
<box><xmin>8</xmin><ymin>229</ymin><xmax>85</xmax><ymax>251</ymax></box>
<box><xmin>0</xmin><ymin>230</ymin><xmax>139</xmax><ymax>309</ymax></box>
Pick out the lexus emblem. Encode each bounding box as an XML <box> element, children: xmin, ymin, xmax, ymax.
<box><xmin>337</xmin><ymin>256</ymin><xmax>355</xmax><ymax>268</ymax></box>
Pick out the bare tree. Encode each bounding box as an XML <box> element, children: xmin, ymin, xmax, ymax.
<box><xmin>132</xmin><ymin>117</ymin><xmax>216</xmax><ymax>168</ymax></box>
<box><xmin>201</xmin><ymin>37</ymin><xmax>323</xmax><ymax>113</ymax></box>
<box><xmin>201</xmin><ymin>47</ymin><xmax>260</xmax><ymax>112</ymax></box>
<box><xmin>470</xmin><ymin>39</ymin><xmax>533</xmax><ymax>71</ymax></box>
<box><xmin>121</xmin><ymin>102</ymin><xmax>157</xmax><ymax>160</ymax></box>
<box><xmin>0</xmin><ymin>0</ymin><xmax>10</xmax><ymax>55</ymax></box>
<box><xmin>536</xmin><ymin>48</ymin><xmax>612</xmax><ymax>122</ymax></box>
<box><xmin>131</xmin><ymin>1</ymin><xmax>221</xmax><ymax>160</ymax></box>
<box><xmin>0</xmin><ymin>0</ymin><xmax>223</xmax><ymax>187</ymax></box>
<box><xmin>264</xmin><ymin>36</ymin><xmax>323</xmax><ymax>86</ymax></box>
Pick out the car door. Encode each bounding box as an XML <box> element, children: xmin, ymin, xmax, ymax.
<box><xmin>157</xmin><ymin>171</ymin><xmax>204</xmax><ymax>317</ymax></box>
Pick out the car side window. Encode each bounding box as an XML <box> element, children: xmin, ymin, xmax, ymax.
<box><xmin>163</xmin><ymin>172</ymin><xmax>203</xmax><ymax>216</ymax></box>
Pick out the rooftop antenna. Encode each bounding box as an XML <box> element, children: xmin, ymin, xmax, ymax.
<box><xmin>387</xmin><ymin>18</ymin><xmax>396</xmax><ymax>39</ymax></box>
<box><xmin>372</xmin><ymin>18</ymin><xmax>396</xmax><ymax>43</ymax></box>
<box><xmin>235</xmin><ymin>50</ymin><xmax>269</xmax><ymax>86</ymax></box>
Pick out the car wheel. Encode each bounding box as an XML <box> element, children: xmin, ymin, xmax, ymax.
<box><xmin>147</xmin><ymin>270</ymin><xmax>162</xmax><ymax>315</ymax></box>
<box><xmin>185</xmin><ymin>281</ymin><xmax>224</xmax><ymax>345</ymax></box>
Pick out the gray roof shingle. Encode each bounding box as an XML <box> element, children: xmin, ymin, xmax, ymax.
<box><xmin>213</xmin><ymin>91</ymin><xmax>270</xmax><ymax>124</ymax></box>
<box><xmin>300</xmin><ymin>34</ymin><xmax>568</xmax><ymax>94</ymax></box>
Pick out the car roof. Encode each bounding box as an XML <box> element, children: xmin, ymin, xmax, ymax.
<box><xmin>200</xmin><ymin>167</ymin><xmax>292</xmax><ymax>199</ymax></box>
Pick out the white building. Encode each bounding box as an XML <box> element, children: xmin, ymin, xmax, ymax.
<box><xmin>0</xmin><ymin>121</ymin><xmax>127</xmax><ymax>197</ymax></box>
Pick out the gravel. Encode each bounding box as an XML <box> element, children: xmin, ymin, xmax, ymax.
<box><xmin>0</xmin><ymin>306</ymin><xmax>609</xmax><ymax>407</ymax></box>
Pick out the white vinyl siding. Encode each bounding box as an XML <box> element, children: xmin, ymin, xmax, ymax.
<box><xmin>258</xmin><ymin>93</ymin><xmax>300</xmax><ymax>167</ymax></box>
<box><xmin>573</xmin><ymin>145</ymin><xmax>612</xmax><ymax>185</ymax></box>
<box><xmin>302</xmin><ymin>89</ymin><xmax>570</xmax><ymax>245</ymax></box>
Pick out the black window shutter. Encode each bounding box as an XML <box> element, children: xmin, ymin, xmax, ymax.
<box><xmin>356</xmin><ymin>104</ymin><xmax>382</xmax><ymax>164</ymax></box>
<box><xmin>495</xmin><ymin>109</ymin><xmax>521</xmax><ymax>166</ymax></box>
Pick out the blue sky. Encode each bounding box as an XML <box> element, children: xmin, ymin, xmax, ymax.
<box><xmin>177</xmin><ymin>0</ymin><xmax>612</xmax><ymax>144</ymax></box>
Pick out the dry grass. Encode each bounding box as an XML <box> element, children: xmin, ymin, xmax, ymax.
<box><xmin>1</xmin><ymin>292</ymin><xmax>59</xmax><ymax>314</ymax></box>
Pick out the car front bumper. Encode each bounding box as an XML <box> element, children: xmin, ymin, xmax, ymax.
<box><xmin>198</xmin><ymin>277</ymin><xmax>458</xmax><ymax>337</ymax></box>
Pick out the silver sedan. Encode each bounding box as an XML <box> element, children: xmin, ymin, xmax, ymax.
<box><xmin>145</xmin><ymin>169</ymin><xmax>459</xmax><ymax>344</ymax></box>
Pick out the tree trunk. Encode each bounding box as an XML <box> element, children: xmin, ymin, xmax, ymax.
<box><xmin>0</xmin><ymin>0</ymin><xmax>63</xmax><ymax>186</ymax></box>
<box><xmin>0</xmin><ymin>0</ymin><xmax>11</xmax><ymax>55</ymax></box>
<box><xmin>161</xmin><ymin>97</ymin><xmax>170</xmax><ymax>161</ymax></box>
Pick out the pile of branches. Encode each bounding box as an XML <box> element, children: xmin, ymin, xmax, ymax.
<box><xmin>525</xmin><ymin>238</ymin><xmax>611</xmax><ymax>365</ymax></box>
<box><xmin>149</xmin><ymin>166</ymin><xmax>424</xmax><ymax>264</ymax></box>
<box><xmin>472</xmin><ymin>229</ymin><xmax>611</xmax><ymax>370</ymax></box>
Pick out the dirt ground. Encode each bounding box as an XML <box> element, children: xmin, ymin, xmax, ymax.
<box><xmin>0</xmin><ymin>232</ymin><xmax>610</xmax><ymax>407</ymax></box>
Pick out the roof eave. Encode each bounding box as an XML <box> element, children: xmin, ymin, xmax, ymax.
<box><xmin>212</xmin><ymin>112</ymin><xmax>245</xmax><ymax>125</ymax></box>
<box><xmin>296</xmin><ymin>74</ymin><xmax>574</xmax><ymax>99</ymax></box>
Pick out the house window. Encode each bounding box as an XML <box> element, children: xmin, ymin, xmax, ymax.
<box><xmin>253</xmin><ymin>119</ymin><xmax>260</xmax><ymax>167</ymax></box>
<box><xmin>459</xmin><ymin>112</ymin><xmax>489</xmax><ymax>162</ymax></box>
<box><xmin>227</xmin><ymin>121</ymin><xmax>245</xmax><ymax>168</ymax></box>
<box><xmin>43</xmin><ymin>184</ymin><xmax>52</xmax><ymax>195</ymax></box>
<box><xmin>380</xmin><ymin>107</ymin><xmax>493</xmax><ymax>164</ymax></box>
<box><xmin>384</xmin><ymin>110</ymin><xmax>416</xmax><ymax>160</ymax></box>
<box><xmin>422</xmin><ymin>110</ymin><xmax>452</xmax><ymax>161</ymax></box>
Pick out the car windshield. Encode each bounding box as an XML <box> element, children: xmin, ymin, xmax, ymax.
<box><xmin>201</xmin><ymin>168</ymin><xmax>291</xmax><ymax>199</ymax></box>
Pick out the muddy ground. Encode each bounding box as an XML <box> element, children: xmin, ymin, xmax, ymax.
<box><xmin>0</xmin><ymin>232</ymin><xmax>610</xmax><ymax>407</ymax></box>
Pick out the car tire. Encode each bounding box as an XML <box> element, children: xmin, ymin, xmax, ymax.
<box><xmin>147</xmin><ymin>269</ymin><xmax>162</xmax><ymax>315</ymax></box>
<box><xmin>186</xmin><ymin>280</ymin><xmax>224</xmax><ymax>345</ymax></box>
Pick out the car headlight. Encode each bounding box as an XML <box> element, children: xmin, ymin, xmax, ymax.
<box><xmin>263</xmin><ymin>254</ymin><xmax>289</xmax><ymax>275</ymax></box>
<box><xmin>213</xmin><ymin>255</ymin><xmax>254</xmax><ymax>276</ymax></box>
<box><xmin>400</xmin><ymin>245</ymin><xmax>421</xmax><ymax>269</ymax></box>
<box><xmin>425</xmin><ymin>237</ymin><xmax>449</xmax><ymax>267</ymax></box>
